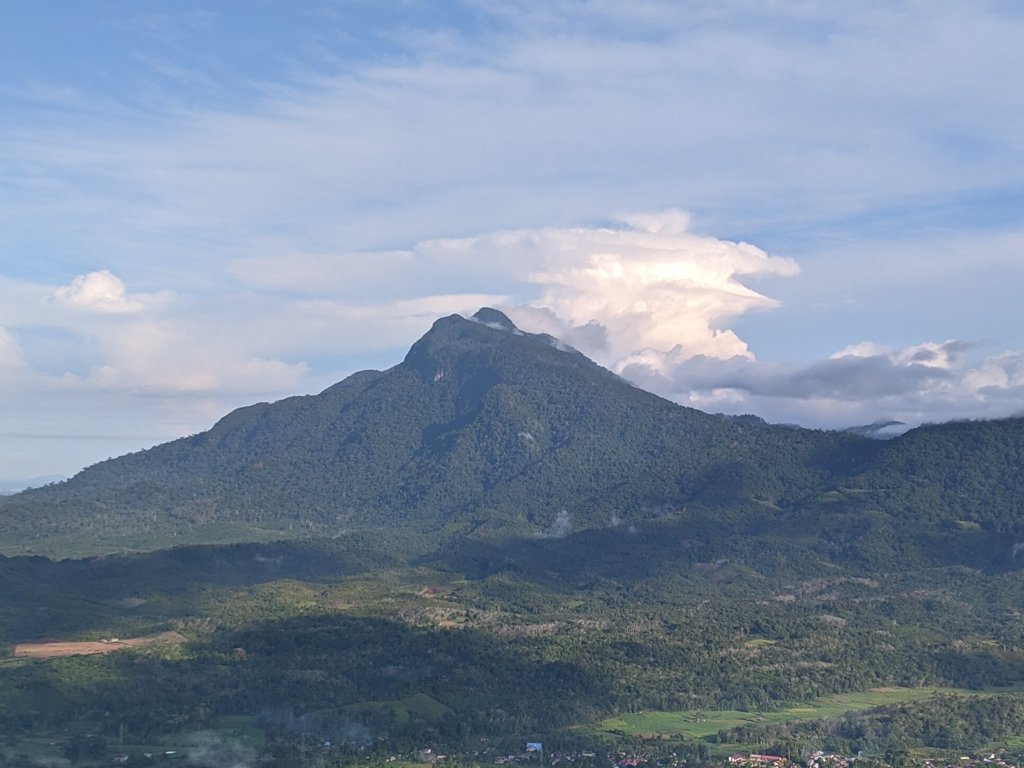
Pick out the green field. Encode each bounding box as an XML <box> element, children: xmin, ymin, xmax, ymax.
<box><xmin>587</xmin><ymin>687</ymin><xmax>985</xmax><ymax>740</ymax></box>
<box><xmin>342</xmin><ymin>692</ymin><xmax>453</xmax><ymax>724</ymax></box>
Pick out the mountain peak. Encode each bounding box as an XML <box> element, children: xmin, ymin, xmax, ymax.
<box><xmin>470</xmin><ymin>307</ymin><xmax>520</xmax><ymax>333</ymax></box>
<box><xmin>7</xmin><ymin>305</ymin><xmax>1024</xmax><ymax>567</ymax></box>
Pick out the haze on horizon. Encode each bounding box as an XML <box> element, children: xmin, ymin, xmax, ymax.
<box><xmin>1</xmin><ymin>1</ymin><xmax>1023</xmax><ymax>481</ymax></box>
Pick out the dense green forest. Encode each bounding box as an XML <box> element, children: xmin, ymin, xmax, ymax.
<box><xmin>3</xmin><ymin>532</ymin><xmax>1024</xmax><ymax>765</ymax></box>
<box><xmin>0</xmin><ymin>310</ymin><xmax>876</xmax><ymax>555</ymax></box>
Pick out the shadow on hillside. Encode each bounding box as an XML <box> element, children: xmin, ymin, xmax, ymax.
<box><xmin>417</xmin><ymin>505</ymin><xmax>1023</xmax><ymax>591</ymax></box>
<box><xmin>0</xmin><ymin>538</ymin><xmax>399</xmax><ymax>643</ymax></box>
<box><xmin>6</xmin><ymin>611</ymin><xmax>610</xmax><ymax>746</ymax></box>
<box><xmin>417</xmin><ymin>508</ymin><xmax>831</xmax><ymax>590</ymax></box>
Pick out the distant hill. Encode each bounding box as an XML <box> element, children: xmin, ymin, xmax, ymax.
<box><xmin>1</xmin><ymin>309</ymin><xmax>1022</xmax><ymax>566</ymax></box>
<box><xmin>0</xmin><ymin>475</ymin><xmax>65</xmax><ymax>495</ymax></box>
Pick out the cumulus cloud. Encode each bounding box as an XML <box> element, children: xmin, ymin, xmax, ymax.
<box><xmin>227</xmin><ymin>214</ymin><xmax>1024</xmax><ymax>431</ymax></box>
<box><xmin>84</xmin><ymin>321</ymin><xmax>309</xmax><ymax>395</ymax></box>
<box><xmin>42</xmin><ymin>273</ymin><xmax>305</xmax><ymax>395</ymax></box>
<box><xmin>414</xmin><ymin>210</ymin><xmax>799</xmax><ymax>368</ymax></box>
<box><xmin>2</xmin><ymin>209</ymin><xmax>1024</xmax><ymax>481</ymax></box>
<box><xmin>524</xmin><ymin>220</ymin><xmax>798</xmax><ymax>365</ymax></box>
<box><xmin>52</xmin><ymin>270</ymin><xmax>145</xmax><ymax>313</ymax></box>
<box><xmin>618</xmin><ymin>339</ymin><xmax>1024</xmax><ymax>429</ymax></box>
<box><xmin>6</xmin><ymin>270</ymin><xmax>314</xmax><ymax>401</ymax></box>
<box><xmin>227</xmin><ymin>212</ymin><xmax>797</xmax><ymax>371</ymax></box>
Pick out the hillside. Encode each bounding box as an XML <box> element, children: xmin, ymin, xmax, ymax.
<box><xmin>0</xmin><ymin>309</ymin><xmax>866</xmax><ymax>556</ymax></box>
<box><xmin>1</xmin><ymin>308</ymin><xmax>1022</xmax><ymax>569</ymax></box>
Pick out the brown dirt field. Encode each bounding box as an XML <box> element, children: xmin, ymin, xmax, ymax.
<box><xmin>13</xmin><ymin>631</ymin><xmax>186</xmax><ymax>659</ymax></box>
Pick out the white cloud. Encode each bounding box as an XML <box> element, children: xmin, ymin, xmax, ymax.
<box><xmin>0</xmin><ymin>2</ymin><xmax>1022</xmax><ymax>478</ymax></box>
<box><xmin>227</xmin><ymin>212</ymin><xmax>798</xmax><ymax>369</ymax></box>
<box><xmin>215</xmin><ymin>214</ymin><xmax>1024</xmax><ymax>433</ymax></box>
<box><xmin>421</xmin><ymin>211</ymin><xmax>799</xmax><ymax>367</ymax></box>
<box><xmin>52</xmin><ymin>270</ymin><xmax>145</xmax><ymax>314</ymax></box>
<box><xmin>4</xmin><ymin>0</ymin><xmax>1022</xmax><ymax>277</ymax></box>
<box><xmin>831</xmin><ymin>340</ymin><xmax>971</xmax><ymax>370</ymax></box>
<box><xmin>0</xmin><ymin>327</ymin><xmax>26</xmax><ymax>370</ymax></box>
<box><xmin>5</xmin><ymin>271</ymin><xmax>309</xmax><ymax>398</ymax></box>
<box><xmin>81</xmin><ymin>318</ymin><xmax>309</xmax><ymax>395</ymax></box>
<box><xmin>618</xmin><ymin>339</ymin><xmax>1024</xmax><ymax>429</ymax></box>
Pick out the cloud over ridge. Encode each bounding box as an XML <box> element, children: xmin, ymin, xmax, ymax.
<box><xmin>419</xmin><ymin>210</ymin><xmax>799</xmax><ymax>368</ymax></box>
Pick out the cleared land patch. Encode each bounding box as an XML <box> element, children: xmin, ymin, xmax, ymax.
<box><xmin>13</xmin><ymin>630</ymin><xmax>185</xmax><ymax>659</ymax></box>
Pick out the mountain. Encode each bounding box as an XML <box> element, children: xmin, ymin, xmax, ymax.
<box><xmin>1</xmin><ymin>309</ymin><xmax>1022</xmax><ymax>566</ymax></box>
<box><xmin>0</xmin><ymin>309</ymin><xmax>847</xmax><ymax>554</ymax></box>
<box><xmin>0</xmin><ymin>474</ymin><xmax>66</xmax><ymax>495</ymax></box>
<box><xmin>4</xmin><ymin>309</ymin><xmax>1024</xmax><ymax>762</ymax></box>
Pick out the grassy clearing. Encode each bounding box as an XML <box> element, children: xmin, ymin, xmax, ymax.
<box><xmin>586</xmin><ymin>687</ymin><xmax>986</xmax><ymax>740</ymax></box>
<box><xmin>342</xmin><ymin>692</ymin><xmax>453</xmax><ymax>724</ymax></box>
<box><xmin>216</xmin><ymin>715</ymin><xmax>267</xmax><ymax>747</ymax></box>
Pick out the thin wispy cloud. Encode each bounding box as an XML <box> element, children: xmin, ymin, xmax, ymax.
<box><xmin>5</xmin><ymin>3</ymin><xmax>1022</xmax><ymax>254</ymax></box>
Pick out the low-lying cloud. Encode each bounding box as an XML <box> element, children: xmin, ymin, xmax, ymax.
<box><xmin>539</xmin><ymin>509</ymin><xmax>573</xmax><ymax>539</ymax></box>
<box><xmin>619</xmin><ymin>340</ymin><xmax>1024</xmax><ymax>429</ymax></box>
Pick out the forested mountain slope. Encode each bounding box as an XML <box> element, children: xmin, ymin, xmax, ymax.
<box><xmin>0</xmin><ymin>310</ymin><xmax>861</xmax><ymax>554</ymax></box>
<box><xmin>1</xmin><ymin>308</ymin><xmax>1021</xmax><ymax>565</ymax></box>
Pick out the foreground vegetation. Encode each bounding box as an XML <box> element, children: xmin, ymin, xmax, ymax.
<box><xmin>3</xmin><ymin>530</ymin><xmax>1024</xmax><ymax>766</ymax></box>
<box><xmin>589</xmin><ymin>688</ymin><xmax>987</xmax><ymax>740</ymax></box>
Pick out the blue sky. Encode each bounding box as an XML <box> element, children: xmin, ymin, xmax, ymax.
<box><xmin>2</xmin><ymin>1</ymin><xmax>1023</xmax><ymax>482</ymax></box>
